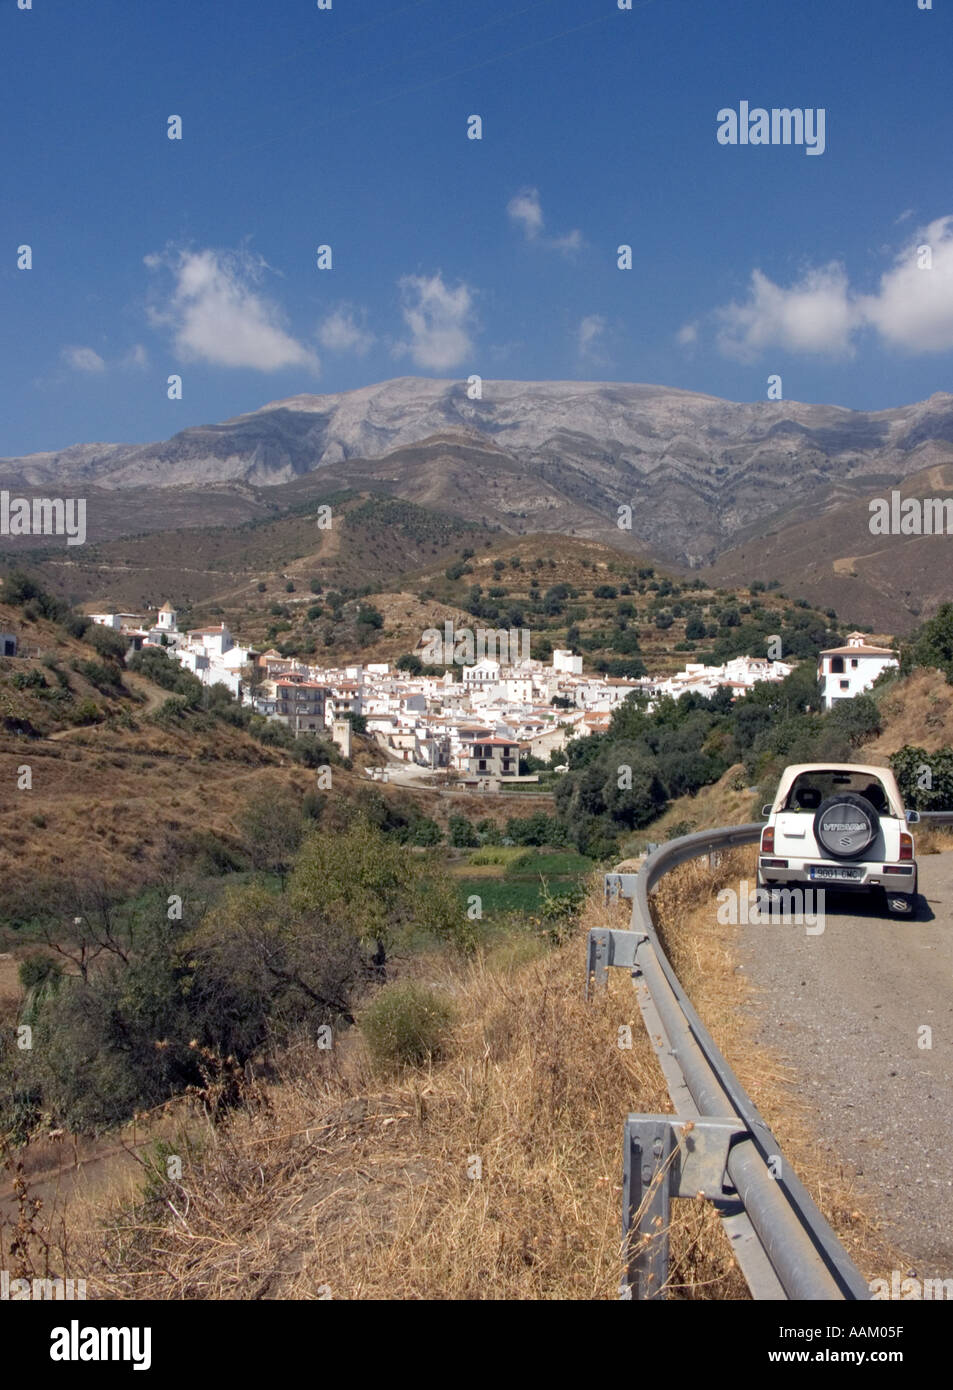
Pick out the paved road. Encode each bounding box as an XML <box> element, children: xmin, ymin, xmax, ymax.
<box><xmin>736</xmin><ymin>854</ymin><xmax>953</xmax><ymax>1276</ymax></box>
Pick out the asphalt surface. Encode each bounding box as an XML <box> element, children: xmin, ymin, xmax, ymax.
<box><xmin>736</xmin><ymin>853</ymin><xmax>953</xmax><ymax>1277</ymax></box>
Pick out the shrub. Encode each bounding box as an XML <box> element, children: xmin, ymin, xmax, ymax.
<box><xmin>293</xmin><ymin>734</ymin><xmax>338</xmax><ymax>768</ymax></box>
<box><xmin>535</xmin><ymin>880</ymin><xmax>586</xmax><ymax>945</ymax></box>
<box><xmin>75</xmin><ymin>659</ymin><xmax>121</xmax><ymax>691</ymax></box>
<box><xmin>412</xmin><ymin>817</ymin><xmax>443</xmax><ymax>846</ymax></box>
<box><xmin>152</xmin><ymin>695</ymin><xmax>191</xmax><ymax>724</ymax></box>
<box><xmin>505</xmin><ymin>812</ymin><xmax>565</xmax><ymax>846</ymax></box>
<box><xmin>359</xmin><ymin>981</ymin><xmax>455</xmax><ymax>1072</ymax></box>
<box><xmin>902</xmin><ymin>602</ymin><xmax>953</xmax><ymax>683</ymax></box>
<box><xmin>86</xmin><ymin>625</ymin><xmax>129</xmax><ymax>660</ymax></box>
<box><xmin>11</xmin><ymin>668</ymin><xmax>46</xmax><ymax>690</ymax></box>
<box><xmin>448</xmin><ymin>814</ymin><xmax>480</xmax><ymax>847</ymax></box>
<box><xmin>18</xmin><ymin>953</ymin><xmax>64</xmax><ymax>991</ymax></box>
<box><xmin>128</xmin><ymin>648</ymin><xmax>202</xmax><ymax>703</ymax></box>
<box><xmin>892</xmin><ymin>745</ymin><xmax>953</xmax><ymax>809</ymax></box>
<box><xmin>826</xmin><ymin>692</ymin><xmax>881</xmax><ymax>747</ymax></box>
<box><xmin>357</xmin><ymin>605</ymin><xmax>383</xmax><ymax>630</ymax></box>
<box><xmin>1</xmin><ymin>569</ymin><xmax>79</xmax><ymax>629</ymax></box>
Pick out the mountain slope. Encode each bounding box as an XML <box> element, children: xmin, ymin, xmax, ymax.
<box><xmin>4</xmin><ymin>378</ymin><xmax>953</xmax><ymax>629</ymax></box>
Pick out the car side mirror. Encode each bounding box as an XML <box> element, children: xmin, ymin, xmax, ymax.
<box><xmin>761</xmin><ymin>804</ymin><xmax>773</xmax><ymax>817</ymax></box>
<box><xmin>906</xmin><ymin>809</ymin><xmax>920</xmax><ymax>824</ymax></box>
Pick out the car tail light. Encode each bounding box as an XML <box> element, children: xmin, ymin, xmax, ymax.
<box><xmin>899</xmin><ymin>833</ymin><xmax>914</xmax><ymax>861</ymax></box>
<box><xmin>761</xmin><ymin>826</ymin><xmax>774</xmax><ymax>853</ymax></box>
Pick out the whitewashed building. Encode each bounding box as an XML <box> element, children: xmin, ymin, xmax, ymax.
<box><xmin>817</xmin><ymin>632</ymin><xmax>898</xmax><ymax>710</ymax></box>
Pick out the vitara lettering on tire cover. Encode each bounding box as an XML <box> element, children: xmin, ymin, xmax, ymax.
<box><xmin>812</xmin><ymin>794</ymin><xmax>877</xmax><ymax>859</ymax></box>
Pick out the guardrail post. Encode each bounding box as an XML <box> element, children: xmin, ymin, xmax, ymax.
<box><xmin>622</xmin><ymin>1116</ymin><xmax>675</xmax><ymax>1300</ymax></box>
<box><xmin>585</xmin><ymin>928</ymin><xmax>611</xmax><ymax>997</ymax></box>
<box><xmin>621</xmin><ymin>1115</ymin><xmax>747</xmax><ymax>1299</ymax></box>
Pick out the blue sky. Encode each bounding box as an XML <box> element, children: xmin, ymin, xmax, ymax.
<box><xmin>2</xmin><ymin>0</ymin><xmax>952</xmax><ymax>457</ymax></box>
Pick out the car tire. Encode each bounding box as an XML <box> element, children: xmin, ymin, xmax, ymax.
<box><xmin>813</xmin><ymin>793</ymin><xmax>879</xmax><ymax>860</ymax></box>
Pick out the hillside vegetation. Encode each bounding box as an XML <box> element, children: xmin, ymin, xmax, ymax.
<box><xmin>2</xmin><ymin>862</ymin><xmax>902</xmax><ymax>1300</ymax></box>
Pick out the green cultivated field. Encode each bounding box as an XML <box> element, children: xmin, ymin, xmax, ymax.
<box><xmin>454</xmin><ymin>848</ymin><xmax>593</xmax><ymax>919</ymax></box>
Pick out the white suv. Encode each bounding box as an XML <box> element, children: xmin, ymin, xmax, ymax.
<box><xmin>758</xmin><ymin>763</ymin><xmax>919</xmax><ymax>917</ymax></box>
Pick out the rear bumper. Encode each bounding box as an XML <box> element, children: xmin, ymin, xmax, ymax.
<box><xmin>758</xmin><ymin>857</ymin><xmax>917</xmax><ymax>895</ymax></box>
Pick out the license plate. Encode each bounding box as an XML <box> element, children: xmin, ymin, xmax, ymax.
<box><xmin>810</xmin><ymin>865</ymin><xmax>863</xmax><ymax>882</ymax></box>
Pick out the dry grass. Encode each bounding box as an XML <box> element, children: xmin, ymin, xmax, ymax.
<box><xmin>6</xmin><ymin>847</ymin><xmax>910</xmax><ymax>1301</ymax></box>
<box><xmin>652</xmin><ymin>847</ymin><xmax>906</xmax><ymax>1283</ymax></box>
<box><xmin>868</xmin><ymin>670</ymin><xmax>953</xmax><ymax>757</ymax></box>
<box><xmin>912</xmin><ymin>823</ymin><xmax>953</xmax><ymax>855</ymax></box>
<box><xmin>9</xmin><ymin>886</ymin><xmax>751</xmax><ymax>1301</ymax></box>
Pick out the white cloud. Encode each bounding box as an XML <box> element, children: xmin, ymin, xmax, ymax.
<box><xmin>62</xmin><ymin>345</ymin><xmax>106</xmax><ymax>373</ymax></box>
<box><xmin>396</xmin><ymin>272</ymin><xmax>475</xmax><ymax>370</ymax></box>
<box><xmin>676</xmin><ymin>321</ymin><xmax>699</xmax><ymax>347</ymax></box>
<box><xmin>705</xmin><ymin>215</ymin><xmax>953</xmax><ymax>360</ymax></box>
<box><xmin>552</xmin><ymin>229</ymin><xmax>583</xmax><ymax>254</ymax></box>
<box><xmin>318</xmin><ymin>306</ymin><xmax>375</xmax><ymax>356</ymax></box>
<box><xmin>716</xmin><ymin>264</ymin><xmax>855</xmax><ymax>360</ymax></box>
<box><xmin>508</xmin><ymin>188</ymin><xmax>545</xmax><ymax>240</ymax></box>
<box><xmin>145</xmin><ymin>247</ymin><xmax>318</xmax><ymax>371</ymax></box>
<box><xmin>859</xmin><ymin>216</ymin><xmax>953</xmax><ymax>352</ymax></box>
<box><xmin>577</xmin><ymin>314</ymin><xmax>607</xmax><ymax>361</ymax></box>
<box><xmin>507</xmin><ymin>187</ymin><xmax>582</xmax><ymax>255</ymax></box>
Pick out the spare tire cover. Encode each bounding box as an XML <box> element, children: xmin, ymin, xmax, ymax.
<box><xmin>813</xmin><ymin>793</ymin><xmax>879</xmax><ymax>860</ymax></box>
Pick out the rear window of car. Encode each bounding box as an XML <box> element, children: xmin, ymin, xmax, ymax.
<box><xmin>783</xmin><ymin>771</ymin><xmax>891</xmax><ymax>813</ymax></box>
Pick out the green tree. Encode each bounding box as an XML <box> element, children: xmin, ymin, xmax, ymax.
<box><xmin>291</xmin><ymin>820</ymin><xmax>471</xmax><ymax>968</ymax></box>
<box><xmin>237</xmin><ymin>783</ymin><xmax>305</xmax><ymax>887</ymax></box>
<box><xmin>903</xmin><ymin>603</ymin><xmax>953</xmax><ymax>682</ymax></box>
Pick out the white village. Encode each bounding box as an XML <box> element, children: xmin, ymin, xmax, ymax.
<box><xmin>86</xmin><ymin>603</ymin><xmax>897</xmax><ymax>788</ymax></box>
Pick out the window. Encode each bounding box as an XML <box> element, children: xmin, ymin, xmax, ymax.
<box><xmin>851</xmin><ymin>658</ymin><xmax>858</xmax><ymax>668</ymax></box>
<box><xmin>830</xmin><ymin>657</ymin><xmax>844</xmax><ymax>673</ymax></box>
<box><xmin>839</xmin><ymin>679</ymin><xmax>849</xmax><ymax>689</ymax></box>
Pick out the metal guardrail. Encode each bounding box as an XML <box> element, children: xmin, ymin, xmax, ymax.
<box><xmin>589</xmin><ymin>825</ymin><xmax>872</xmax><ymax>1301</ymax></box>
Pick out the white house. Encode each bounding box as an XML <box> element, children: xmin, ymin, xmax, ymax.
<box><xmin>817</xmin><ymin>632</ymin><xmax>898</xmax><ymax>710</ymax></box>
<box><xmin>552</xmin><ymin>648</ymin><xmax>583</xmax><ymax>675</ymax></box>
<box><xmin>462</xmin><ymin>658</ymin><xmax>501</xmax><ymax>688</ymax></box>
<box><xmin>187</xmin><ymin>623</ymin><xmax>233</xmax><ymax>659</ymax></box>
